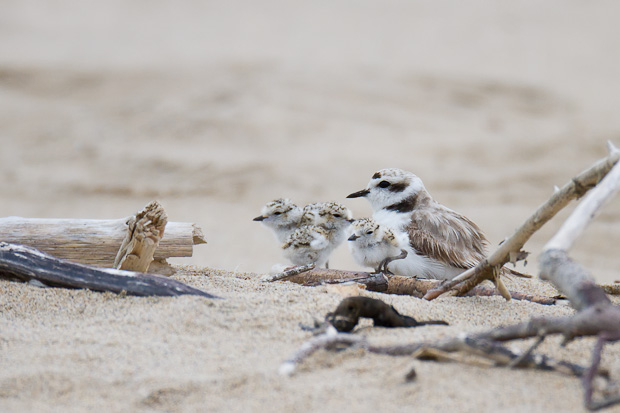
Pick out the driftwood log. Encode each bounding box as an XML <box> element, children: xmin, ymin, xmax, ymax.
<box><xmin>0</xmin><ymin>207</ymin><xmax>205</xmax><ymax>274</ymax></box>
<box><xmin>280</xmin><ymin>144</ymin><xmax>620</xmax><ymax>410</ymax></box>
<box><xmin>0</xmin><ymin>201</ymin><xmax>214</xmax><ymax>297</ymax></box>
<box><xmin>0</xmin><ymin>242</ymin><xmax>218</xmax><ymax>298</ymax></box>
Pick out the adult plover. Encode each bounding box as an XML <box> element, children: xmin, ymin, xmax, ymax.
<box><xmin>253</xmin><ymin>198</ymin><xmax>304</xmax><ymax>243</ymax></box>
<box><xmin>347</xmin><ymin>168</ymin><xmax>493</xmax><ymax>280</ymax></box>
<box><xmin>347</xmin><ymin>218</ymin><xmax>408</xmax><ymax>274</ymax></box>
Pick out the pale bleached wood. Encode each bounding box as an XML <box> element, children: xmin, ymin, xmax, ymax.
<box><xmin>545</xmin><ymin>143</ymin><xmax>620</xmax><ymax>252</ymax></box>
<box><xmin>114</xmin><ymin>201</ymin><xmax>168</xmax><ymax>272</ymax></box>
<box><xmin>0</xmin><ymin>216</ymin><xmax>206</xmax><ymax>268</ymax></box>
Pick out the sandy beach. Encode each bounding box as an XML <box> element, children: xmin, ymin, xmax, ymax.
<box><xmin>2</xmin><ymin>1</ymin><xmax>620</xmax><ymax>411</ymax></box>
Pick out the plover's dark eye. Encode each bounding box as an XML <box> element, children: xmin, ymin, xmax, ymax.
<box><xmin>333</xmin><ymin>214</ymin><xmax>341</xmax><ymax>218</ymax></box>
<box><xmin>378</xmin><ymin>180</ymin><xmax>391</xmax><ymax>188</ymax></box>
<box><xmin>366</xmin><ymin>230</ymin><xmax>373</xmax><ymax>235</ymax></box>
<box><xmin>273</xmin><ymin>212</ymin><xmax>282</xmax><ymax>215</ymax></box>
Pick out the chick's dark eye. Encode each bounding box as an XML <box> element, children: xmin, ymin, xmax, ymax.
<box><xmin>378</xmin><ymin>180</ymin><xmax>391</xmax><ymax>188</ymax></box>
<box><xmin>333</xmin><ymin>214</ymin><xmax>341</xmax><ymax>218</ymax></box>
<box><xmin>366</xmin><ymin>230</ymin><xmax>373</xmax><ymax>235</ymax></box>
<box><xmin>273</xmin><ymin>212</ymin><xmax>282</xmax><ymax>216</ymax></box>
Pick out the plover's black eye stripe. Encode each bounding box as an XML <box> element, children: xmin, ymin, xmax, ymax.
<box><xmin>385</xmin><ymin>194</ymin><xmax>418</xmax><ymax>213</ymax></box>
<box><xmin>388</xmin><ymin>182</ymin><xmax>408</xmax><ymax>193</ymax></box>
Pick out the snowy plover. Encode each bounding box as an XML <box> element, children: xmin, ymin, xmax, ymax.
<box><xmin>347</xmin><ymin>168</ymin><xmax>490</xmax><ymax>280</ymax></box>
<box><xmin>301</xmin><ymin>201</ymin><xmax>353</xmax><ymax>245</ymax></box>
<box><xmin>347</xmin><ymin>218</ymin><xmax>408</xmax><ymax>273</ymax></box>
<box><xmin>253</xmin><ymin>198</ymin><xmax>304</xmax><ymax>243</ymax></box>
<box><xmin>300</xmin><ymin>201</ymin><xmax>354</xmax><ymax>268</ymax></box>
<box><xmin>281</xmin><ymin>224</ymin><xmax>333</xmax><ymax>268</ymax></box>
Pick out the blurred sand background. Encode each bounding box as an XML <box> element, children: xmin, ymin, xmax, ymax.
<box><xmin>2</xmin><ymin>1</ymin><xmax>620</xmax><ymax>412</ymax></box>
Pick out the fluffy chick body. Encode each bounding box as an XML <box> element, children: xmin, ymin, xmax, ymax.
<box><xmin>301</xmin><ymin>201</ymin><xmax>353</xmax><ymax>250</ymax></box>
<box><xmin>347</xmin><ymin>218</ymin><xmax>408</xmax><ymax>273</ymax></box>
<box><xmin>281</xmin><ymin>225</ymin><xmax>332</xmax><ymax>268</ymax></box>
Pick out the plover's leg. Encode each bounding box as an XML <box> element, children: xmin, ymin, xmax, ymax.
<box><xmin>380</xmin><ymin>249</ymin><xmax>408</xmax><ymax>274</ymax></box>
<box><xmin>377</xmin><ymin>261</ymin><xmax>393</xmax><ymax>275</ymax></box>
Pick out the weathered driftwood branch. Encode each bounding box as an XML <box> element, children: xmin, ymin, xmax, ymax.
<box><xmin>0</xmin><ymin>242</ymin><xmax>219</xmax><ymax>298</ymax></box>
<box><xmin>424</xmin><ymin>145</ymin><xmax>620</xmax><ymax>301</ymax></box>
<box><xmin>289</xmin><ymin>269</ymin><xmax>391</xmax><ymax>293</ymax></box>
<box><xmin>272</xmin><ymin>267</ymin><xmax>556</xmax><ymax>305</ymax></box>
<box><xmin>280</xmin><ymin>329</ymin><xmax>592</xmax><ymax>378</ymax></box>
<box><xmin>537</xmin><ymin>149</ymin><xmax>620</xmax><ymax>410</ymax></box>
<box><xmin>279</xmin><ymin>327</ymin><xmax>365</xmax><ymax>376</ymax></box>
<box><xmin>261</xmin><ymin>264</ymin><xmax>316</xmax><ymax>282</ymax></box>
<box><xmin>114</xmin><ymin>201</ymin><xmax>168</xmax><ymax>272</ymax></box>
<box><xmin>0</xmin><ymin>213</ymin><xmax>205</xmax><ymax>271</ymax></box>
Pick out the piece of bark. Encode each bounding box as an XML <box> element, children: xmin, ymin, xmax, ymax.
<box><xmin>326</xmin><ymin>296</ymin><xmax>448</xmax><ymax>332</ymax></box>
<box><xmin>0</xmin><ymin>216</ymin><xmax>205</xmax><ymax>269</ymax></box>
<box><xmin>114</xmin><ymin>201</ymin><xmax>167</xmax><ymax>272</ymax></box>
<box><xmin>261</xmin><ymin>264</ymin><xmax>316</xmax><ymax>282</ymax></box>
<box><xmin>0</xmin><ymin>242</ymin><xmax>218</xmax><ymax>298</ymax></box>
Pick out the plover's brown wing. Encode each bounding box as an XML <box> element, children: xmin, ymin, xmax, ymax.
<box><xmin>405</xmin><ymin>206</ymin><xmax>488</xmax><ymax>269</ymax></box>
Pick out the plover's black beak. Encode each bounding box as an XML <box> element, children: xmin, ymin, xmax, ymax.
<box><xmin>347</xmin><ymin>189</ymin><xmax>370</xmax><ymax>198</ymax></box>
<box><xmin>252</xmin><ymin>215</ymin><xmax>266</xmax><ymax>222</ymax></box>
<box><xmin>348</xmin><ymin>234</ymin><xmax>360</xmax><ymax>241</ymax></box>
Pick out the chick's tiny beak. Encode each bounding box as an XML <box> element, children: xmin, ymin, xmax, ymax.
<box><xmin>253</xmin><ymin>215</ymin><xmax>266</xmax><ymax>222</ymax></box>
<box><xmin>348</xmin><ymin>234</ymin><xmax>360</xmax><ymax>241</ymax></box>
<box><xmin>346</xmin><ymin>189</ymin><xmax>370</xmax><ymax>198</ymax></box>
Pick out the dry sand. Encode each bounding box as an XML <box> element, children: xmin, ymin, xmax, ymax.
<box><xmin>2</xmin><ymin>1</ymin><xmax>620</xmax><ymax>411</ymax></box>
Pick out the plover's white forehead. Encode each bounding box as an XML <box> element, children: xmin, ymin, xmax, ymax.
<box><xmin>351</xmin><ymin>218</ymin><xmax>379</xmax><ymax>231</ymax></box>
<box><xmin>305</xmin><ymin>201</ymin><xmax>352</xmax><ymax>218</ymax></box>
<box><xmin>262</xmin><ymin>198</ymin><xmax>296</xmax><ymax>214</ymax></box>
<box><xmin>371</xmin><ymin>168</ymin><xmax>416</xmax><ymax>181</ymax></box>
<box><xmin>322</xmin><ymin>202</ymin><xmax>352</xmax><ymax>217</ymax></box>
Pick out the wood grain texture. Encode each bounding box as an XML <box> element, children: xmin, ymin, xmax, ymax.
<box><xmin>0</xmin><ymin>216</ymin><xmax>205</xmax><ymax>267</ymax></box>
